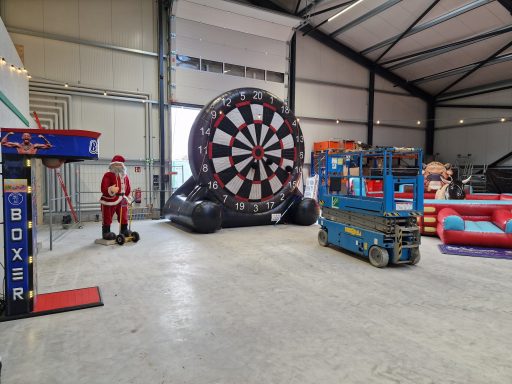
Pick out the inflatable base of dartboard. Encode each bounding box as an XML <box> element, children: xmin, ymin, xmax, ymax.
<box><xmin>164</xmin><ymin>87</ymin><xmax>319</xmax><ymax>233</ymax></box>
<box><xmin>164</xmin><ymin>176</ymin><xmax>319</xmax><ymax>233</ymax></box>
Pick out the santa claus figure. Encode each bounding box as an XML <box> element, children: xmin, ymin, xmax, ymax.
<box><xmin>100</xmin><ymin>155</ymin><xmax>132</xmax><ymax>240</ymax></box>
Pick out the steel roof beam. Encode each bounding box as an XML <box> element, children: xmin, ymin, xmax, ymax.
<box><xmin>437</xmin><ymin>104</ymin><xmax>512</xmax><ymax>109</ymax></box>
<box><xmin>298</xmin><ymin>0</ymin><xmax>331</xmax><ymax>17</ymax></box>
<box><xmin>381</xmin><ymin>25</ymin><xmax>512</xmax><ymax>70</ymax></box>
<box><xmin>375</xmin><ymin>0</ymin><xmax>441</xmax><ymax>63</ymax></box>
<box><xmin>302</xmin><ymin>1</ymin><xmax>357</xmax><ymax>37</ymax></box>
<box><xmin>300</xmin><ymin>24</ymin><xmax>433</xmax><ymax>102</ymax></box>
<box><xmin>329</xmin><ymin>0</ymin><xmax>403</xmax><ymax>38</ymax></box>
<box><xmin>437</xmin><ymin>80</ymin><xmax>512</xmax><ymax>102</ymax></box>
<box><xmin>361</xmin><ymin>0</ymin><xmax>493</xmax><ymax>55</ymax></box>
<box><xmin>436</xmin><ymin>40</ymin><xmax>512</xmax><ymax>96</ymax></box>
<box><xmin>497</xmin><ymin>0</ymin><xmax>512</xmax><ymax>13</ymax></box>
<box><xmin>411</xmin><ymin>53</ymin><xmax>512</xmax><ymax>84</ymax></box>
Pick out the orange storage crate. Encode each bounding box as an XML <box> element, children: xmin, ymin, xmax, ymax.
<box><xmin>314</xmin><ymin>141</ymin><xmax>341</xmax><ymax>152</ymax></box>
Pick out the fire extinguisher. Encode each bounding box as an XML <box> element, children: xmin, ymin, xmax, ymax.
<box><xmin>134</xmin><ymin>187</ymin><xmax>142</xmax><ymax>204</ymax></box>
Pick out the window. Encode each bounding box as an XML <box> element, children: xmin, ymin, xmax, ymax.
<box><xmin>246</xmin><ymin>67</ymin><xmax>265</xmax><ymax>80</ymax></box>
<box><xmin>176</xmin><ymin>55</ymin><xmax>200</xmax><ymax>70</ymax></box>
<box><xmin>223</xmin><ymin>63</ymin><xmax>245</xmax><ymax>77</ymax></box>
<box><xmin>201</xmin><ymin>59</ymin><xmax>223</xmax><ymax>73</ymax></box>
<box><xmin>266</xmin><ymin>70</ymin><xmax>285</xmax><ymax>83</ymax></box>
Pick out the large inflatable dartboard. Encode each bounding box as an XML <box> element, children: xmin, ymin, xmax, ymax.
<box><xmin>189</xmin><ymin>88</ymin><xmax>304</xmax><ymax>214</ymax></box>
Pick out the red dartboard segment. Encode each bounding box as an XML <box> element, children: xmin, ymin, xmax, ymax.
<box><xmin>214</xmin><ymin>114</ymin><xmax>225</xmax><ymax>128</ymax></box>
<box><xmin>284</xmin><ymin>120</ymin><xmax>293</xmax><ymax>134</ymax></box>
<box><xmin>236</xmin><ymin>101</ymin><xmax>251</xmax><ymax>108</ymax></box>
<box><xmin>263</xmin><ymin>102</ymin><xmax>276</xmax><ymax>111</ymax></box>
<box><xmin>189</xmin><ymin>88</ymin><xmax>304</xmax><ymax>213</ymax></box>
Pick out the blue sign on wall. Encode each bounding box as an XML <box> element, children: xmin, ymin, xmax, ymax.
<box><xmin>1</xmin><ymin>129</ymin><xmax>100</xmax><ymax>160</ymax></box>
<box><xmin>3</xmin><ymin>164</ymin><xmax>32</xmax><ymax>315</ymax></box>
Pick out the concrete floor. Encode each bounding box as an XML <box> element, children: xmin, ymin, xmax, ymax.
<box><xmin>1</xmin><ymin>220</ymin><xmax>512</xmax><ymax>384</ymax></box>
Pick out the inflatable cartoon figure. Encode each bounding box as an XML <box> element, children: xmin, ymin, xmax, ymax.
<box><xmin>423</xmin><ymin>161</ymin><xmax>453</xmax><ymax>192</ymax></box>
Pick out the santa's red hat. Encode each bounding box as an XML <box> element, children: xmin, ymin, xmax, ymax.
<box><xmin>111</xmin><ymin>155</ymin><xmax>125</xmax><ymax>164</ymax></box>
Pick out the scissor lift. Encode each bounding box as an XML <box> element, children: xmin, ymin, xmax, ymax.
<box><xmin>313</xmin><ymin>147</ymin><xmax>424</xmax><ymax>267</ymax></box>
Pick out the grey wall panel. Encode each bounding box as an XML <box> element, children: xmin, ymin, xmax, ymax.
<box><xmin>80</xmin><ymin>46</ymin><xmax>114</xmax><ymax>89</ymax></box>
<box><xmin>113</xmin><ymin>51</ymin><xmax>144</xmax><ymax>92</ymax></box>
<box><xmin>3</xmin><ymin>0</ymin><xmax>44</xmax><ymax>32</ymax></box>
<box><xmin>111</xmin><ymin>0</ymin><xmax>143</xmax><ymax>50</ymax></box>
<box><xmin>373</xmin><ymin>126</ymin><xmax>425</xmax><ymax>148</ymax></box>
<box><xmin>142</xmin><ymin>0</ymin><xmax>156</xmax><ymax>52</ymax></box>
<box><xmin>78</xmin><ymin>0</ymin><xmax>113</xmax><ymax>43</ymax></box>
<box><xmin>80</xmin><ymin>98</ymin><xmax>115</xmax><ymax>159</ymax></box>
<box><xmin>43</xmin><ymin>0</ymin><xmax>79</xmax><ymax>38</ymax></box>
<box><xmin>374</xmin><ymin>92</ymin><xmax>426</xmax><ymax>128</ymax></box>
<box><xmin>142</xmin><ymin>56</ymin><xmax>158</xmax><ymax>98</ymax></box>
<box><xmin>8</xmin><ymin>33</ymin><xmax>45</xmax><ymax>78</ymax></box>
<box><xmin>296</xmin><ymin>33</ymin><xmax>368</xmax><ymax>88</ymax></box>
<box><xmin>295</xmin><ymin>82</ymin><xmax>368</xmax><ymax>122</ymax></box>
<box><xmin>113</xmin><ymin>100</ymin><xmax>146</xmax><ymax>159</ymax></box>
<box><xmin>43</xmin><ymin>39</ymin><xmax>80</xmax><ymax>83</ymax></box>
<box><xmin>300</xmin><ymin>120</ymin><xmax>367</xmax><ymax>160</ymax></box>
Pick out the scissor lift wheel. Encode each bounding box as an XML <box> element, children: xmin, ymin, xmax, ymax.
<box><xmin>410</xmin><ymin>247</ymin><xmax>421</xmax><ymax>265</ymax></box>
<box><xmin>369</xmin><ymin>246</ymin><xmax>389</xmax><ymax>268</ymax></box>
<box><xmin>318</xmin><ymin>229</ymin><xmax>328</xmax><ymax>247</ymax></box>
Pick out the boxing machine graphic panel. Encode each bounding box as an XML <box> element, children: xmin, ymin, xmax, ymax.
<box><xmin>1</xmin><ymin>128</ymin><xmax>103</xmax><ymax>321</ymax></box>
<box><xmin>165</xmin><ymin>88</ymin><xmax>319</xmax><ymax>233</ymax></box>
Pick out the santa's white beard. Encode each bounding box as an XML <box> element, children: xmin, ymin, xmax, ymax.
<box><xmin>110</xmin><ymin>163</ymin><xmax>127</xmax><ymax>177</ymax></box>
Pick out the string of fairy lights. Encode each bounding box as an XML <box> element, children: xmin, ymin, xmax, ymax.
<box><xmin>1</xmin><ymin>55</ymin><xmax>510</xmax><ymax>126</ymax></box>
<box><xmin>0</xmin><ymin>56</ymin><xmax>32</xmax><ymax>79</ymax></box>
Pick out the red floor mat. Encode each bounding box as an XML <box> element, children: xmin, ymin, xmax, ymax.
<box><xmin>33</xmin><ymin>286</ymin><xmax>103</xmax><ymax>313</ymax></box>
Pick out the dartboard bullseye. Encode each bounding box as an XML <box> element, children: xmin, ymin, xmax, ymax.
<box><xmin>189</xmin><ymin>88</ymin><xmax>305</xmax><ymax>214</ymax></box>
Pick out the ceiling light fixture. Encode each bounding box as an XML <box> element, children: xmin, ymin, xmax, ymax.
<box><xmin>336</xmin><ymin>119</ymin><xmax>340</xmax><ymax>124</ymax></box>
<box><xmin>328</xmin><ymin>0</ymin><xmax>364</xmax><ymax>23</ymax></box>
<box><xmin>417</xmin><ymin>120</ymin><xmax>421</xmax><ymax>125</ymax></box>
<box><xmin>459</xmin><ymin>119</ymin><xmax>464</xmax><ymax>124</ymax></box>
<box><xmin>376</xmin><ymin>120</ymin><xmax>380</xmax><ymax>125</ymax></box>
<box><xmin>500</xmin><ymin>117</ymin><xmax>506</xmax><ymax>122</ymax></box>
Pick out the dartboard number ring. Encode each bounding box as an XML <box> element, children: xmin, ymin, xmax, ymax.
<box><xmin>189</xmin><ymin>88</ymin><xmax>304</xmax><ymax>213</ymax></box>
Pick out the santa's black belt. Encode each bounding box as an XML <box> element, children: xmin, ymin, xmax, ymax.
<box><xmin>115</xmin><ymin>193</ymin><xmax>125</xmax><ymax>196</ymax></box>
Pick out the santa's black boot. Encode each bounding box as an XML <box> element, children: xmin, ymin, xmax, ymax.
<box><xmin>120</xmin><ymin>224</ymin><xmax>132</xmax><ymax>237</ymax></box>
<box><xmin>102</xmin><ymin>225</ymin><xmax>116</xmax><ymax>240</ymax></box>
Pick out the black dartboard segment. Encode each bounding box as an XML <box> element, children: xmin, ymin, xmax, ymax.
<box><xmin>189</xmin><ymin>88</ymin><xmax>304</xmax><ymax>214</ymax></box>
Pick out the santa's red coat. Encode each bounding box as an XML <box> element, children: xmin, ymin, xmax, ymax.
<box><xmin>100</xmin><ymin>171</ymin><xmax>131</xmax><ymax>206</ymax></box>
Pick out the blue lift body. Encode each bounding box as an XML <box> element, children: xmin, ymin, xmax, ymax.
<box><xmin>313</xmin><ymin>147</ymin><xmax>424</xmax><ymax>267</ymax></box>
